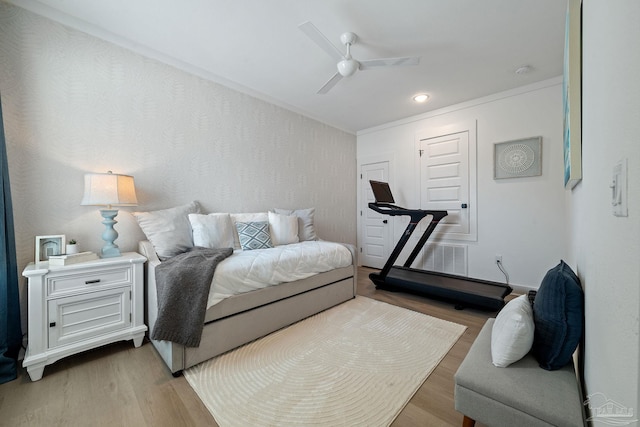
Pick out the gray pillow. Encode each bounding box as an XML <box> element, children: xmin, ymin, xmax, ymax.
<box><xmin>133</xmin><ymin>201</ymin><xmax>200</xmax><ymax>260</ymax></box>
<box><xmin>273</xmin><ymin>208</ymin><xmax>317</xmax><ymax>241</ymax></box>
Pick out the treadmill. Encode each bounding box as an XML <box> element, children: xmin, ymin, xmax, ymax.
<box><xmin>367</xmin><ymin>180</ymin><xmax>512</xmax><ymax>311</ymax></box>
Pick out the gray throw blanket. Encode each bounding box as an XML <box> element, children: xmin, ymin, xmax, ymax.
<box><xmin>152</xmin><ymin>247</ymin><xmax>233</xmax><ymax>347</ymax></box>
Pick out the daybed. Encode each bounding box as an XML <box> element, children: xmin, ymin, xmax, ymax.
<box><xmin>135</xmin><ymin>203</ymin><xmax>357</xmax><ymax>375</ymax></box>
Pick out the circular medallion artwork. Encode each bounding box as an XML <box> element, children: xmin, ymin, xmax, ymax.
<box><xmin>493</xmin><ymin>137</ymin><xmax>542</xmax><ymax>179</ymax></box>
<box><xmin>498</xmin><ymin>143</ymin><xmax>535</xmax><ymax>174</ymax></box>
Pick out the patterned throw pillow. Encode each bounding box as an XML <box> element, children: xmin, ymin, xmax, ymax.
<box><xmin>230</xmin><ymin>213</ymin><xmax>268</xmax><ymax>249</ymax></box>
<box><xmin>235</xmin><ymin>221</ymin><xmax>273</xmax><ymax>250</ymax></box>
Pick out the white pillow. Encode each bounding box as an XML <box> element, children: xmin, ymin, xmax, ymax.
<box><xmin>273</xmin><ymin>208</ymin><xmax>317</xmax><ymax>241</ymax></box>
<box><xmin>230</xmin><ymin>212</ymin><xmax>268</xmax><ymax>249</ymax></box>
<box><xmin>189</xmin><ymin>213</ymin><xmax>235</xmax><ymax>249</ymax></box>
<box><xmin>491</xmin><ymin>294</ymin><xmax>535</xmax><ymax>367</ymax></box>
<box><xmin>133</xmin><ymin>201</ymin><xmax>200</xmax><ymax>260</ymax></box>
<box><xmin>268</xmin><ymin>211</ymin><xmax>299</xmax><ymax>246</ymax></box>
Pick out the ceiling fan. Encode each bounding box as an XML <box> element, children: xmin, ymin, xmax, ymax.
<box><xmin>299</xmin><ymin>21</ymin><xmax>421</xmax><ymax>94</ymax></box>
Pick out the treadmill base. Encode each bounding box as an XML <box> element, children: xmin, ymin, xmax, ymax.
<box><xmin>370</xmin><ymin>267</ymin><xmax>511</xmax><ymax>311</ymax></box>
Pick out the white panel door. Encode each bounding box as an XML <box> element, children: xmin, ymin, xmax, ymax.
<box><xmin>420</xmin><ymin>131</ymin><xmax>470</xmax><ymax>235</ymax></box>
<box><xmin>360</xmin><ymin>162</ymin><xmax>391</xmax><ymax>268</ymax></box>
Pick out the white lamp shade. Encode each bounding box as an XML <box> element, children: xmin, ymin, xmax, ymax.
<box><xmin>337</xmin><ymin>58</ymin><xmax>359</xmax><ymax>77</ymax></box>
<box><xmin>81</xmin><ymin>172</ymin><xmax>138</xmax><ymax>207</ymax></box>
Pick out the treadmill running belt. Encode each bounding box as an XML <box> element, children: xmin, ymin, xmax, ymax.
<box><xmin>377</xmin><ymin>267</ymin><xmax>510</xmax><ymax>311</ymax></box>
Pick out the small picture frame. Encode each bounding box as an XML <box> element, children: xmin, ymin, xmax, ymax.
<box><xmin>35</xmin><ymin>235</ymin><xmax>66</xmax><ymax>262</ymax></box>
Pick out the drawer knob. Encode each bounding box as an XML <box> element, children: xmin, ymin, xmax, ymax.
<box><xmin>85</xmin><ymin>279</ymin><xmax>101</xmax><ymax>284</ymax></box>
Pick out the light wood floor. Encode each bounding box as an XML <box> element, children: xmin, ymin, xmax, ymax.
<box><xmin>0</xmin><ymin>267</ymin><xmax>506</xmax><ymax>426</ymax></box>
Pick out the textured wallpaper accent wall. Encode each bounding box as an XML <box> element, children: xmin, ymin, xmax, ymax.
<box><xmin>0</xmin><ymin>3</ymin><xmax>356</xmax><ymax>282</ymax></box>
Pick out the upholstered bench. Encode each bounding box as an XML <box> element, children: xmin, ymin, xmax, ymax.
<box><xmin>454</xmin><ymin>318</ymin><xmax>585</xmax><ymax>427</ymax></box>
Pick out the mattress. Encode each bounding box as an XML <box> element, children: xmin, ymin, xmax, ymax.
<box><xmin>207</xmin><ymin>240</ymin><xmax>353</xmax><ymax>308</ymax></box>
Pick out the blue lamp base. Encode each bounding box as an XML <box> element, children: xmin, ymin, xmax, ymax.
<box><xmin>99</xmin><ymin>208</ymin><xmax>122</xmax><ymax>258</ymax></box>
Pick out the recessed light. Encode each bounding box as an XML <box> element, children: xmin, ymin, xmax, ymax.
<box><xmin>413</xmin><ymin>93</ymin><xmax>429</xmax><ymax>103</ymax></box>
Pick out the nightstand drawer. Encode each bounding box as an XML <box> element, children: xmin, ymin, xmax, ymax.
<box><xmin>48</xmin><ymin>287</ymin><xmax>132</xmax><ymax>348</ymax></box>
<box><xmin>47</xmin><ymin>266</ymin><xmax>133</xmax><ymax>296</ymax></box>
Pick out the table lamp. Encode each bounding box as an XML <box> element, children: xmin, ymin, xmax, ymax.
<box><xmin>81</xmin><ymin>171</ymin><xmax>138</xmax><ymax>258</ymax></box>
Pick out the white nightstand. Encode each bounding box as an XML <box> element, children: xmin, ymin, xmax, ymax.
<box><xmin>22</xmin><ymin>252</ymin><xmax>147</xmax><ymax>381</ymax></box>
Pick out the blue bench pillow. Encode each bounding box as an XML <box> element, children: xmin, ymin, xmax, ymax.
<box><xmin>532</xmin><ymin>260</ymin><xmax>584</xmax><ymax>370</ymax></box>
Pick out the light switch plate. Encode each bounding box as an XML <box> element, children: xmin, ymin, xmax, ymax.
<box><xmin>612</xmin><ymin>158</ymin><xmax>628</xmax><ymax>217</ymax></box>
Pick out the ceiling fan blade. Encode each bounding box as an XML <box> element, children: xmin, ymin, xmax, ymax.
<box><xmin>317</xmin><ymin>72</ymin><xmax>343</xmax><ymax>94</ymax></box>
<box><xmin>298</xmin><ymin>21</ymin><xmax>344</xmax><ymax>62</ymax></box>
<box><xmin>359</xmin><ymin>56</ymin><xmax>421</xmax><ymax>70</ymax></box>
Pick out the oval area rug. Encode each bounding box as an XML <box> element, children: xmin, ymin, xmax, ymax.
<box><xmin>184</xmin><ymin>296</ymin><xmax>466</xmax><ymax>426</ymax></box>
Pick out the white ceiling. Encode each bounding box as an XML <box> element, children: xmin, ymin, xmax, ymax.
<box><xmin>8</xmin><ymin>0</ymin><xmax>567</xmax><ymax>133</ymax></box>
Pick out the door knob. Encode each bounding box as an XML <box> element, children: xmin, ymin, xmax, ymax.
<box><xmin>461</xmin><ymin>203</ymin><xmax>468</xmax><ymax>209</ymax></box>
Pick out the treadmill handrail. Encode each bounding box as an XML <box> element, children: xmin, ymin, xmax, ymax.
<box><xmin>368</xmin><ymin>202</ymin><xmax>447</xmax><ymax>223</ymax></box>
<box><xmin>368</xmin><ymin>203</ymin><xmax>448</xmax><ymax>279</ymax></box>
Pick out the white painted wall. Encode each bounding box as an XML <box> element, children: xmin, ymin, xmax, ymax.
<box><xmin>0</xmin><ymin>4</ymin><xmax>356</xmax><ymax>328</ymax></box>
<box><xmin>570</xmin><ymin>0</ymin><xmax>640</xmax><ymax>417</ymax></box>
<box><xmin>357</xmin><ymin>79</ymin><xmax>566</xmax><ymax>291</ymax></box>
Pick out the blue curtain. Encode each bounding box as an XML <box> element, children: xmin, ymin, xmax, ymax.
<box><xmin>0</xmin><ymin>93</ymin><xmax>22</xmax><ymax>384</ymax></box>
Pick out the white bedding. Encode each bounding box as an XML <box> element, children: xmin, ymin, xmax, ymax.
<box><xmin>207</xmin><ymin>240</ymin><xmax>352</xmax><ymax>309</ymax></box>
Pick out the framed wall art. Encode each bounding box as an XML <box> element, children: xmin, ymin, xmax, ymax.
<box><xmin>563</xmin><ymin>0</ymin><xmax>582</xmax><ymax>188</ymax></box>
<box><xmin>494</xmin><ymin>137</ymin><xmax>542</xmax><ymax>179</ymax></box>
<box><xmin>35</xmin><ymin>235</ymin><xmax>65</xmax><ymax>262</ymax></box>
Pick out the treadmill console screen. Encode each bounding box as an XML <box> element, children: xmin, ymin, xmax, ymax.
<box><xmin>370</xmin><ymin>180</ymin><xmax>395</xmax><ymax>204</ymax></box>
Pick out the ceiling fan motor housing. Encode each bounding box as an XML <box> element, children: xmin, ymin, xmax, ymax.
<box><xmin>340</xmin><ymin>32</ymin><xmax>357</xmax><ymax>46</ymax></box>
